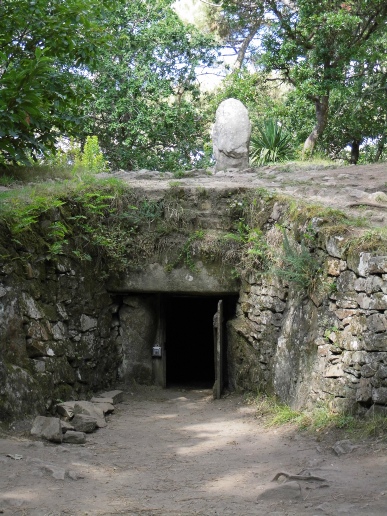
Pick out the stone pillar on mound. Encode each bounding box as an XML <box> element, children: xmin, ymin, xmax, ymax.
<box><xmin>212</xmin><ymin>98</ymin><xmax>251</xmax><ymax>172</ymax></box>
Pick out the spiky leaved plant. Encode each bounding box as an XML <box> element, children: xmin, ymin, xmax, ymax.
<box><xmin>250</xmin><ymin>119</ymin><xmax>293</xmax><ymax>165</ymax></box>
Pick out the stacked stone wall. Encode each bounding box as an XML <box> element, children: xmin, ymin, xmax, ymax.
<box><xmin>0</xmin><ymin>256</ymin><xmax>120</xmax><ymax>421</ymax></box>
<box><xmin>228</xmin><ymin>241</ymin><xmax>387</xmax><ymax>415</ymax></box>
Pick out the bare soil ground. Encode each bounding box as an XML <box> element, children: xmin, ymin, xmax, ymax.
<box><xmin>1</xmin><ymin>387</ymin><xmax>387</xmax><ymax>516</ymax></box>
<box><xmin>113</xmin><ymin>161</ymin><xmax>387</xmax><ymax>227</ymax></box>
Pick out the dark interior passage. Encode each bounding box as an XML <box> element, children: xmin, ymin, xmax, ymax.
<box><xmin>165</xmin><ymin>295</ymin><xmax>238</xmax><ymax>389</ymax></box>
<box><xmin>165</xmin><ymin>296</ymin><xmax>218</xmax><ymax>388</ymax></box>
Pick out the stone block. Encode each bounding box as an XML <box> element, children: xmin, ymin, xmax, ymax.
<box><xmin>336</xmin><ymin>270</ymin><xmax>357</xmax><ymax>292</ymax></box>
<box><xmin>365</xmin><ymin>405</ymin><xmax>387</xmax><ymax>418</ymax></box>
<box><xmin>90</xmin><ymin>398</ymin><xmax>114</xmax><ymax>414</ymax></box>
<box><xmin>361</xmin><ymin>364</ymin><xmax>377</xmax><ymax>378</ymax></box>
<box><xmin>99</xmin><ymin>390</ymin><xmax>123</xmax><ymax>404</ymax></box>
<box><xmin>358</xmin><ymin>292</ymin><xmax>387</xmax><ymax>310</ymax></box>
<box><xmin>342</xmin><ymin>314</ymin><xmax>367</xmax><ymax>335</ymax></box>
<box><xmin>363</xmin><ymin>333</ymin><xmax>387</xmax><ymax>352</ymax></box>
<box><xmin>349</xmin><ymin>253</ymin><xmax>387</xmax><ymax>277</ymax></box>
<box><xmin>62</xmin><ymin>431</ymin><xmax>86</xmax><ymax>444</ymax></box>
<box><xmin>335</xmin><ymin>293</ymin><xmax>359</xmax><ymax>309</ymax></box>
<box><xmin>372</xmin><ymin>387</ymin><xmax>387</xmax><ymax>404</ymax></box>
<box><xmin>31</xmin><ymin>416</ymin><xmax>63</xmax><ymax>443</ymax></box>
<box><xmin>56</xmin><ymin>401</ymin><xmax>75</xmax><ymax>419</ymax></box>
<box><xmin>356</xmin><ymin>379</ymin><xmax>373</xmax><ymax>403</ymax></box>
<box><xmin>325</xmin><ymin>236</ymin><xmax>345</xmax><ymax>259</ymax></box>
<box><xmin>354</xmin><ymin>276</ymin><xmax>384</xmax><ymax>294</ymax></box>
<box><xmin>73</xmin><ymin>401</ymin><xmax>107</xmax><ymax>428</ymax></box>
<box><xmin>327</xmin><ymin>258</ymin><xmax>347</xmax><ymax>276</ymax></box>
<box><xmin>80</xmin><ymin>314</ymin><xmax>97</xmax><ymax>332</ymax></box>
<box><xmin>325</xmin><ymin>364</ymin><xmax>344</xmax><ymax>377</ymax></box>
<box><xmin>377</xmin><ymin>365</ymin><xmax>387</xmax><ymax>379</ymax></box>
<box><xmin>367</xmin><ymin>313</ymin><xmax>387</xmax><ymax>333</ymax></box>
<box><xmin>71</xmin><ymin>414</ymin><xmax>97</xmax><ymax>433</ymax></box>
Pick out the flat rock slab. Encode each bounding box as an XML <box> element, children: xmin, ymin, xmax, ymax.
<box><xmin>91</xmin><ymin>396</ymin><xmax>114</xmax><ymax>406</ymax></box>
<box><xmin>74</xmin><ymin>401</ymin><xmax>107</xmax><ymax>428</ymax></box>
<box><xmin>89</xmin><ymin>400</ymin><xmax>114</xmax><ymax>414</ymax></box>
<box><xmin>71</xmin><ymin>414</ymin><xmax>97</xmax><ymax>433</ymax></box>
<box><xmin>62</xmin><ymin>431</ymin><xmax>86</xmax><ymax>444</ymax></box>
<box><xmin>98</xmin><ymin>390</ymin><xmax>123</xmax><ymax>404</ymax></box>
<box><xmin>31</xmin><ymin>416</ymin><xmax>62</xmax><ymax>443</ymax></box>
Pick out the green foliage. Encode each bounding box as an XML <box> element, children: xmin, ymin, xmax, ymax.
<box><xmin>168</xmin><ymin>230</ymin><xmax>205</xmax><ymax>272</ymax></box>
<box><xmin>250</xmin><ymin>119</ymin><xmax>294</xmax><ymax>165</ymax></box>
<box><xmin>276</xmin><ymin>231</ymin><xmax>321</xmax><ymax>293</ymax></box>
<box><xmin>0</xmin><ymin>0</ymin><xmax>114</xmax><ymax>164</ymax></box>
<box><xmin>73</xmin><ymin>137</ymin><xmax>108</xmax><ymax>175</ymax></box>
<box><xmin>83</xmin><ymin>0</ymin><xmax>217</xmax><ymax>172</ymax></box>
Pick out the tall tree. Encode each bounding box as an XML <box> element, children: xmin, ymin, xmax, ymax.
<box><xmin>83</xmin><ymin>0</ymin><xmax>217</xmax><ymax>171</ymax></box>
<box><xmin>0</xmin><ymin>0</ymin><xmax>115</xmax><ymax>164</ymax></box>
<box><xmin>209</xmin><ymin>0</ymin><xmax>387</xmax><ymax>155</ymax></box>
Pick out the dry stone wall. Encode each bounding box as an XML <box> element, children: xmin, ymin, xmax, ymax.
<box><xmin>0</xmin><ymin>255</ymin><xmax>120</xmax><ymax>421</ymax></box>
<box><xmin>1</xmin><ymin>181</ymin><xmax>387</xmax><ymax>422</ymax></box>
<box><xmin>228</xmin><ymin>238</ymin><xmax>387</xmax><ymax>415</ymax></box>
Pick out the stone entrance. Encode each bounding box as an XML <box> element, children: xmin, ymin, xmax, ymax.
<box><xmin>116</xmin><ymin>292</ymin><xmax>238</xmax><ymax>394</ymax></box>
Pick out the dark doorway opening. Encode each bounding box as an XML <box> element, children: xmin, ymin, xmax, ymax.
<box><xmin>165</xmin><ymin>295</ymin><xmax>237</xmax><ymax>389</ymax></box>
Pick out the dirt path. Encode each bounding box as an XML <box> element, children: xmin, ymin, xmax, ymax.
<box><xmin>1</xmin><ymin>387</ymin><xmax>387</xmax><ymax>515</ymax></box>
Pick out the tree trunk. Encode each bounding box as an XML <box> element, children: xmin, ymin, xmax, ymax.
<box><xmin>303</xmin><ymin>95</ymin><xmax>329</xmax><ymax>158</ymax></box>
<box><xmin>232</xmin><ymin>20</ymin><xmax>261</xmax><ymax>71</ymax></box>
<box><xmin>375</xmin><ymin>134</ymin><xmax>386</xmax><ymax>162</ymax></box>
<box><xmin>349</xmin><ymin>139</ymin><xmax>360</xmax><ymax>164</ymax></box>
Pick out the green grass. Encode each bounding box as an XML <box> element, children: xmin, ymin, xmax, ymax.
<box><xmin>245</xmin><ymin>392</ymin><xmax>387</xmax><ymax>440</ymax></box>
<box><xmin>0</xmin><ymin>164</ymin><xmax>74</xmax><ymax>183</ymax></box>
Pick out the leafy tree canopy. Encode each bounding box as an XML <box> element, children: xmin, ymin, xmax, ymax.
<box><xmin>0</xmin><ymin>0</ymin><xmax>117</xmax><ymax>164</ymax></box>
<box><xmin>209</xmin><ymin>0</ymin><xmax>387</xmax><ymax>154</ymax></box>
<box><xmin>82</xmin><ymin>0</ymin><xmax>217</xmax><ymax>172</ymax></box>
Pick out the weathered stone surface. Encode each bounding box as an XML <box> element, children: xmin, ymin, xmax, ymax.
<box><xmin>80</xmin><ymin>314</ymin><xmax>97</xmax><ymax>332</ymax></box>
<box><xmin>367</xmin><ymin>313</ymin><xmax>387</xmax><ymax>333</ymax></box>
<box><xmin>89</xmin><ymin>399</ymin><xmax>114</xmax><ymax>414</ymax></box>
<box><xmin>325</xmin><ymin>364</ymin><xmax>344</xmax><ymax>377</ymax></box>
<box><xmin>56</xmin><ymin>401</ymin><xmax>75</xmax><ymax>419</ymax></box>
<box><xmin>365</xmin><ymin>404</ymin><xmax>387</xmax><ymax>418</ymax></box>
<box><xmin>372</xmin><ymin>387</ymin><xmax>387</xmax><ymax>404</ymax></box>
<box><xmin>348</xmin><ymin>252</ymin><xmax>387</xmax><ymax>277</ymax></box>
<box><xmin>62</xmin><ymin>431</ymin><xmax>86</xmax><ymax>444</ymax></box>
<box><xmin>354</xmin><ymin>275</ymin><xmax>384</xmax><ymax>293</ymax></box>
<box><xmin>31</xmin><ymin>416</ymin><xmax>62</xmax><ymax>443</ymax></box>
<box><xmin>73</xmin><ymin>401</ymin><xmax>106</xmax><ymax>428</ymax></box>
<box><xmin>212</xmin><ymin>98</ymin><xmax>251</xmax><ymax>172</ymax></box>
<box><xmin>336</xmin><ymin>270</ymin><xmax>357</xmax><ymax>292</ymax></box>
<box><xmin>356</xmin><ymin>378</ymin><xmax>372</xmax><ymax>403</ymax></box>
<box><xmin>363</xmin><ymin>333</ymin><xmax>387</xmax><ymax>351</ymax></box>
<box><xmin>91</xmin><ymin>396</ymin><xmax>114</xmax><ymax>404</ymax></box>
<box><xmin>71</xmin><ymin>414</ymin><xmax>98</xmax><ymax>433</ymax></box>
<box><xmin>60</xmin><ymin>420</ymin><xmax>75</xmax><ymax>433</ymax></box>
<box><xmin>326</xmin><ymin>236</ymin><xmax>345</xmax><ymax>259</ymax></box>
<box><xmin>327</xmin><ymin>258</ymin><xmax>347</xmax><ymax>276</ymax></box>
<box><xmin>357</xmin><ymin>292</ymin><xmax>387</xmax><ymax>310</ymax></box>
<box><xmin>99</xmin><ymin>390</ymin><xmax>123</xmax><ymax>404</ymax></box>
<box><xmin>335</xmin><ymin>293</ymin><xmax>359</xmax><ymax>309</ymax></box>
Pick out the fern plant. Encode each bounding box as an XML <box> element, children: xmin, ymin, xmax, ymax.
<box><xmin>276</xmin><ymin>231</ymin><xmax>321</xmax><ymax>292</ymax></box>
<box><xmin>250</xmin><ymin>119</ymin><xmax>293</xmax><ymax>166</ymax></box>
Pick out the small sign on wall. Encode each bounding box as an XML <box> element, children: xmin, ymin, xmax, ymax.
<box><xmin>152</xmin><ymin>346</ymin><xmax>162</xmax><ymax>357</ymax></box>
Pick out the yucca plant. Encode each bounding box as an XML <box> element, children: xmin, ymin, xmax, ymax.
<box><xmin>250</xmin><ymin>118</ymin><xmax>293</xmax><ymax>165</ymax></box>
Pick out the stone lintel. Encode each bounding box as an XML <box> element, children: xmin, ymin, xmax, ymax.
<box><xmin>108</xmin><ymin>262</ymin><xmax>240</xmax><ymax>295</ymax></box>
